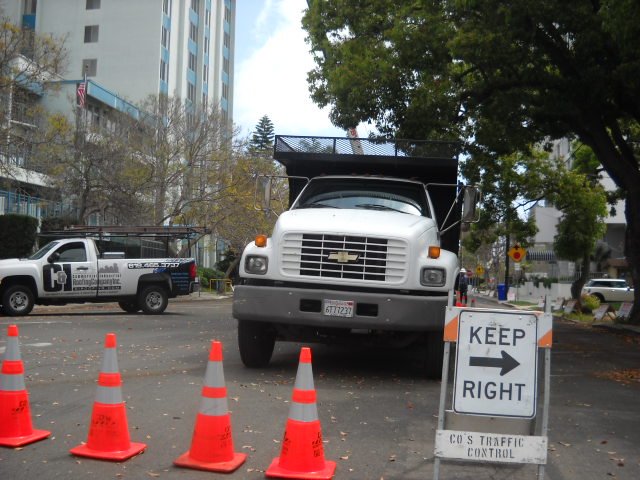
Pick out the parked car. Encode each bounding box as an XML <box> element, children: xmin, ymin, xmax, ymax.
<box><xmin>581</xmin><ymin>278</ymin><xmax>634</xmax><ymax>303</ymax></box>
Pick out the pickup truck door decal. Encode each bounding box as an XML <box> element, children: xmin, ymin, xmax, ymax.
<box><xmin>43</xmin><ymin>263</ymin><xmax>73</xmax><ymax>292</ymax></box>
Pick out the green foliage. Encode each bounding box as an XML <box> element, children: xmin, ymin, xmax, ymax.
<box><xmin>215</xmin><ymin>247</ymin><xmax>237</xmax><ymax>274</ymax></box>
<box><xmin>303</xmin><ymin>0</ymin><xmax>640</xmax><ymax>321</ymax></box>
<box><xmin>581</xmin><ymin>293</ymin><xmax>601</xmax><ymax>313</ymax></box>
<box><xmin>197</xmin><ymin>267</ymin><xmax>226</xmax><ymax>288</ymax></box>
<box><xmin>249</xmin><ymin>115</ymin><xmax>275</xmax><ymax>154</ymax></box>
<box><xmin>0</xmin><ymin>214</ymin><xmax>39</xmax><ymax>259</ymax></box>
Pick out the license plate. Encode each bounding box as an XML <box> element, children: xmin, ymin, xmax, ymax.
<box><xmin>322</xmin><ymin>299</ymin><xmax>354</xmax><ymax>317</ymax></box>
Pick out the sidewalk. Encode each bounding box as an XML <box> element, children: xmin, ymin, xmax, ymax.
<box><xmin>470</xmin><ymin>290</ymin><xmax>640</xmax><ymax>335</ymax></box>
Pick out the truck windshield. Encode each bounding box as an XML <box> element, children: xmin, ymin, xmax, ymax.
<box><xmin>28</xmin><ymin>241</ymin><xmax>60</xmax><ymax>260</ymax></box>
<box><xmin>293</xmin><ymin>179</ymin><xmax>429</xmax><ymax>216</ymax></box>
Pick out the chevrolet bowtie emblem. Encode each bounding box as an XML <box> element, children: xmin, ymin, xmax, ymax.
<box><xmin>328</xmin><ymin>251</ymin><xmax>359</xmax><ymax>263</ymax></box>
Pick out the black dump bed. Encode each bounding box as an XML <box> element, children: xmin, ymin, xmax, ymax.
<box><xmin>273</xmin><ymin>135</ymin><xmax>462</xmax><ymax>253</ymax></box>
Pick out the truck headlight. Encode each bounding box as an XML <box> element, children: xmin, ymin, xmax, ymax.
<box><xmin>421</xmin><ymin>268</ymin><xmax>446</xmax><ymax>287</ymax></box>
<box><xmin>245</xmin><ymin>255</ymin><xmax>268</xmax><ymax>275</ymax></box>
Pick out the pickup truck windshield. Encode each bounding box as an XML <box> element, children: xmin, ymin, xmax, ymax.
<box><xmin>293</xmin><ymin>179</ymin><xmax>429</xmax><ymax>216</ymax></box>
<box><xmin>28</xmin><ymin>241</ymin><xmax>60</xmax><ymax>260</ymax></box>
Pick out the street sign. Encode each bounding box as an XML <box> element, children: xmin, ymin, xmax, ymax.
<box><xmin>475</xmin><ymin>265</ymin><xmax>485</xmax><ymax>276</ymax></box>
<box><xmin>508</xmin><ymin>245</ymin><xmax>526</xmax><ymax>262</ymax></box>
<box><xmin>453</xmin><ymin>310</ymin><xmax>538</xmax><ymax>418</ymax></box>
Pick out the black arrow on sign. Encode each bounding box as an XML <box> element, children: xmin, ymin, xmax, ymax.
<box><xmin>469</xmin><ymin>350</ymin><xmax>520</xmax><ymax>376</ymax></box>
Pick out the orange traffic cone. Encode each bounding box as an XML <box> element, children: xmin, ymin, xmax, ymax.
<box><xmin>70</xmin><ymin>333</ymin><xmax>146</xmax><ymax>461</ymax></box>
<box><xmin>0</xmin><ymin>325</ymin><xmax>51</xmax><ymax>447</ymax></box>
<box><xmin>266</xmin><ymin>347</ymin><xmax>336</xmax><ymax>479</ymax></box>
<box><xmin>174</xmin><ymin>340</ymin><xmax>246</xmax><ymax>472</ymax></box>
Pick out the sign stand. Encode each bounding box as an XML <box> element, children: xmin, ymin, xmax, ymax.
<box><xmin>433</xmin><ymin>294</ymin><xmax>553</xmax><ymax>479</ymax></box>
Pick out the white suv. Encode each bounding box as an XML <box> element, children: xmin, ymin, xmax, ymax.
<box><xmin>581</xmin><ymin>278</ymin><xmax>634</xmax><ymax>303</ymax></box>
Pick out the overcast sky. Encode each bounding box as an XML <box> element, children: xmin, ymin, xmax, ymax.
<box><xmin>233</xmin><ymin>0</ymin><xmax>345</xmax><ymax>139</ymax></box>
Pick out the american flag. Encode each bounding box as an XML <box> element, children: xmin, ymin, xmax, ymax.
<box><xmin>77</xmin><ymin>82</ymin><xmax>86</xmax><ymax>108</ymax></box>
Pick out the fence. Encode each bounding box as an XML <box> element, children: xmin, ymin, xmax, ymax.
<box><xmin>0</xmin><ymin>189</ymin><xmax>77</xmax><ymax>221</ymax></box>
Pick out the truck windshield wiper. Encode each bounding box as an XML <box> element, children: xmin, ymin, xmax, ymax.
<box><xmin>355</xmin><ymin>203</ymin><xmax>406</xmax><ymax>213</ymax></box>
<box><xmin>300</xmin><ymin>202</ymin><xmax>339</xmax><ymax>209</ymax></box>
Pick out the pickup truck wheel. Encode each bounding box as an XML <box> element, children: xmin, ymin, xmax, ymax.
<box><xmin>118</xmin><ymin>301</ymin><xmax>140</xmax><ymax>313</ymax></box>
<box><xmin>138</xmin><ymin>286</ymin><xmax>168</xmax><ymax>314</ymax></box>
<box><xmin>424</xmin><ymin>332</ymin><xmax>445</xmax><ymax>380</ymax></box>
<box><xmin>2</xmin><ymin>285</ymin><xmax>35</xmax><ymax>316</ymax></box>
<box><xmin>238</xmin><ymin>320</ymin><xmax>276</xmax><ymax>368</ymax></box>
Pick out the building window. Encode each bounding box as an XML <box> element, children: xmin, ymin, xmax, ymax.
<box><xmin>224</xmin><ymin>6</ymin><xmax>230</xmax><ymax>23</ymax></box>
<box><xmin>23</xmin><ymin>0</ymin><xmax>37</xmax><ymax>14</ymax></box>
<box><xmin>222</xmin><ymin>83</ymin><xmax>228</xmax><ymax>100</ymax></box>
<box><xmin>163</xmin><ymin>0</ymin><xmax>171</xmax><ymax>15</ymax></box>
<box><xmin>82</xmin><ymin>58</ymin><xmax>97</xmax><ymax>77</ymax></box>
<box><xmin>191</xmin><ymin>0</ymin><xmax>200</xmax><ymax>12</ymax></box>
<box><xmin>223</xmin><ymin>57</ymin><xmax>229</xmax><ymax>74</ymax></box>
<box><xmin>223</xmin><ymin>32</ymin><xmax>230</xmax><ymax>49</ymax></box>
<box><xmin>202</xmin><ymin>93</ymin><xmax>207</xmax><ymax>109</ymax></box>
<box><xmin>162</xmin><ymin>26</ymin><xmax>170</xmax><ymax>48</ymax></box>
<box><xmin>204</xmin><ymin>36</ymin><xmax>209</xmax><ymax>54</ymax></box>
<box><xmin>84</xmin><ymin>25</ymin><xmax>99</xmax><ymax>43</ymax></box>
<box><xmin>187</xmin><ymin>82</ymin><xmax>195</xmax><ymax>102</ymax></box>
<box><xmin>190</xmin><ymin>22</ymin><xmax>197</xmax><ymax>41</ymax></box>
<box><xmin>86</xmin><ymin>0</ymin><xmax>100</xmax><ymax>9</ymax></box>
<box><xmin>202</xmin><ymin>67</ymin><xmax>208</xmax><ymax>84</ymax></box>
<box><xmin>205</xmin><ymin>9</ymin><xmax>210</xmax><ymax>26</ymax></box>
<box><xmin>188</xmin><ymin>52</ymin><xmax>196</xmax><ymax>72</ymax></box>
<box><xmin>160</xmin><ymin>59</ymin><xmax>168</xmax><ymax>82</ymax></box>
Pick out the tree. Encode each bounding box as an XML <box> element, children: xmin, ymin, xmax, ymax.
<box><xmin>303</xmin><ymin>1</ymin><xmax>640</xmax><ymax>323</ymax></box>
<box><xmin>0</xmin><ymin>17</ymin><xmax>67</xmax><ymax>180</ymax></box>
<box><xmin>461</xmin><ymin>150</ymin><xmax>551</xmax><ymax>288</ymax></box>
<box><xmin>549</xmin><ymin>169</ymin><xmax>608</xmax><ymax>299</ymax></box>
<box><xmin>248</xmin><ymin>115</ymin><xmax>275</xmax><ymax>155</ymax></box>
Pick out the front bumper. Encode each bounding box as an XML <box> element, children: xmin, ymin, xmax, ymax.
<box><xmin>232</xmin><ymin>285</ymin><xmax>447</xmax><ymax>332</ymax></box>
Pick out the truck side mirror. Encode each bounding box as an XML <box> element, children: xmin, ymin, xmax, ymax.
<box><xmin>263</xmin><ymin>176</ymin><xmax>272</xmax><ymax>210</ymax></box>
<box><xmin>461</xmin><ymin>186</ymin><xmax>480</xmax><ymax>223</ymax></box>
<box><xmin>47</xmin><ymin>252</ymin><xmax>60</xmax><ymax>263</ymax></box>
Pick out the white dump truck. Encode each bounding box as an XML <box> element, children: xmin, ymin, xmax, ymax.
<box><xmin>0</xmin><ymin>237</ymin><xmax>197</xmax><ymax>316</ymax></box>
<box><xmin>232</xmin><ymin>135</ymin><xmax>477</xmax><ymax>377</ymax></box>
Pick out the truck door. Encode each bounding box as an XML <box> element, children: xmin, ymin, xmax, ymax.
<box><xmin>41</xmin><ymin>242</ymin><xmax>98</xmax><ymax>298</ymax></box>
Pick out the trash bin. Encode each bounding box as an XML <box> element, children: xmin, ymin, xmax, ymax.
<box><xmin>497</xmin><ymin>283</ymin><xmax>507</xmax><ymax>301</ymax></box>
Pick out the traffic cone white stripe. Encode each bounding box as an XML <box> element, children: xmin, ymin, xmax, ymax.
<box><xmin>0</xmin><ymin>372</ymin><xmax>26</xmax><ymax>391</ymax></box>
<box><xmin>4</xmin><ymin>335</ymin><xmax>20</xmax><ymax>360</ymax></box>
<box><xmin>289</xmin><ymin>401</ymin><xmax>318</xmax><ymax>422</ymax></box>
<box><xmin>199</xmin><ymin>397</ymin><xmax>229</xmax><ymax>416</ymax></box>
<box><xmin>294</xmin><ymin>363</ymin><xmax>314</xmax><ymax>390</ymax></box>
<box><xmin>100</xmin><ymin>348</ymin><xmax>118</xmax><ymax>373</ymax></box>
<box><xmin>95</xmin><ymin>385</ymin><xmax>124</xmax><ymax>404</ymax></box>
<box><xmin>203</xmin><ymin>361</ymin><xmax>225</xmax><ymax>387</ymax></box>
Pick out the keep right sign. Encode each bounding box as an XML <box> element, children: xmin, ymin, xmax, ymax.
<box><xmin>453</xmin><ymin>310</ymin><xmax>538</xmax><ymax>418</ymax></box>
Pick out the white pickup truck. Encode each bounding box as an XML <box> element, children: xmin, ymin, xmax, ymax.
<box><xmin>0</xmin><ymin>238</ymin><xmax>198</xmax><ymax>316</ymax></box>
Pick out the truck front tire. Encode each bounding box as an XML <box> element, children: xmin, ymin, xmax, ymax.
<box><xmin>238</xmin><ymin>320</ymin><xmax>276</xmax><ymax>367</ymax></box>
<box><xmin>138</xmin><ymin>285</ymin><xmax>168</xmax><ymax>314</ymax></box>
<box><xmin>2</xmin><ymin>285</ymin><xmax>35</xmax><ymax>316</ymax></box>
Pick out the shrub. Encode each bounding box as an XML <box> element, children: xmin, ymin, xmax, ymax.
<box><xmin>198</xmin><ymin>267</ymin><xmax>226</xmax><ymax>289</ymax></box>
<box><xmin>0</xmin><ymin>214</ymin><xmax>39</xmax><ymax>259</ymax></box>
<box><xmin>580</xmin><ymin>293</ymin><xmax>600</xmax><ymax>313</ymax></box>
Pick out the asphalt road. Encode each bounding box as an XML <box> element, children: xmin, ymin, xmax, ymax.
<box><xmin>0</xmin><ymin>296</ymin><xmax>639</xmax><ymax>480</ymax></box>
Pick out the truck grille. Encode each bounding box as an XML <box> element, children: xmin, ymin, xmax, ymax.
<box><xmin>281</xmin><ymin>233</ymin><xmax>408</xmax><ymax>282</ymax></box>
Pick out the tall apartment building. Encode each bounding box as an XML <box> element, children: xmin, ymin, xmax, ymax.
<box><xmin>2</xmin><ymin>0</ymin><xmax>235</xmax><ymax>124</ymax></box>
